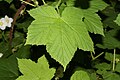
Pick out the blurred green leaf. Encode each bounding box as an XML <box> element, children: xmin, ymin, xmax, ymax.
<box><xmin>16</xmin><ymin>17</ymin><xmax>34</xmax><ymax>33</ymax></box>
<box><xmin>89</xmin><ymin>73</ymin><xmax>97</xmax><ymax>80</ymax></box>
<box><xmin>96</xmin><ymin>29</ymin><xmax>120</xmax><ymax>49</ymax></box>
<box><xmin>103</xmin><ymin>72</ymin><xmax>120</xmax><ymax>80</ymax></box>
<box><xmin>12</xmin><ymin>31</ymin><xmax>25</xmax><ymax>47</ymax></box>
<box><xmin>95</xmin><ymin>63</ymin><xmax>111</xmax><ymax>70</ymax></box>
<box><xmin>115</xmin><ymin>62</ymin><xmax>120</xmax><ymax>73</ymax></box>
<box><xmin>102</xmin><ymin>6</ymin><xmax>119</xmax><ymax>29</ymax></box>
<box><xmin>0</xmin><ymin>0</ymin><xmax>12</xmax><ymax>3</ymax></box>
<box><xmin>14</xmin><ymin>45</ymin><xmax>31</xmax><ymax>59</ymax></box>
<box><xmin>71</xmin><ymin>70</ymin><xmax>90</xmax><ymax>80</ymax></box>
<box><xmin>105</xmin><ymin>52</ymin><xmax>113</xmax><ymax>61</ymax></box>
<box><xmin>0</xmin><ymin>57</ymin><xmax>19</xmax><ymax>80</ymax></box>
<box><xmin>115</xmin><ymin>14</ymin><xmax>120</xmax><ymax>26</ymax></box>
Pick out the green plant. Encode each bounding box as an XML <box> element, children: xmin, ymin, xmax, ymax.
<box><xmin>0</xmin><ymin>0</ymin><xmax>120</xmax><ymax>80</ymax></box>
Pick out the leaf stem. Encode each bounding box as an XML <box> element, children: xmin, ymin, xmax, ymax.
<box><xmin>91</xmin><ymin>52</ymin><xmax>104</xmax><ymax>60</ymax></box>
<box><xmin>55</xmin><ymin>0</ymin><xmax>62</xmax><ymax>14</ymax></box>
<box><xmin>112</xmin><ymin>49</ymin><xmax>116</xmax><ymax>71</ymax></box>
<box><xmin>42</xmin><ymin>0</ymin><xmax>47</xmax><ymax>5</ymax></box>
<box><xmin>20</xmin><ymin>0</ymin><xmax>36</xmax><ymax>7</ymax></box>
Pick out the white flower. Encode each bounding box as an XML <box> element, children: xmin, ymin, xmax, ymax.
<box><xmin>4</xmin><ymin>15</ymin><xmax>13</xmax><ymax>27</ymax></box>
<box><xmin>0</xmin><ymin>53</ymin><xmax>3</xmax><ymax>58</ymax></box>
<box><xmin>0</xmin><ymin>18</ymin><xmax>7</xmax><ymax>30</ymax></box>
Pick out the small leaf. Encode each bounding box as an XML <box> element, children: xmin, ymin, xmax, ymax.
<box><xmin>103</xmin><ymin>72</ymin><xmax>120</xmax><ymax>80</ymax></box>
<box><xmin>88</xmin><ymin>0</ymin><xmax>108</xmax><ymax>12</ymax></box>
<box><xmin>114</xmin><ymin>14</ymin><xmax>120</xmax><ymax>26</ymax></box>
<box><xmin>115</xmin><ymin>62</ymin><xmax>120</xmax><ymax>73</ymax></box>
<box><xmin>96</xmin><ymin>29</ymin><xmax>120</xmax><ymax>49</ymax></box>
<box><xmin>71</xmin><ymin>70</ymin><xmax>90</xmax><ymax>80</ymax></box>
<box><xmin>89</xmin><ymin>73</ymin><xmax>97</xmax><ymax>80</ymax></box>
<box><xmin>95</xmin><ymin>63</ymin><xmax>111</xmax><ymax>70</ymax></box>
<box><xmin>0</xmin><ymin>57</ymin><xmax>19</xmax><ymax>80</ymax></box>
<box><xmin>102</xmin><ymin>6</ymin><xmax>119</xmax><ymax>29</ymax></box>
<box><xmin>105</xmin><ymin>52</ymin><xmax>113</xmax><ymax>61</ymax></box>
<box><xmin>66</xmin><ymin>0</ymin><xmax>75</xmax><ymax>6</ymax></box>
<box><xmin>17</xmin><ymin>55</ymin><xmax>55</xmax><ymax>80</ymax></box>
<box><xmin>0</xmin><ymin>0</ymin><xmax>12</xmax><ymax>3</ymax></box>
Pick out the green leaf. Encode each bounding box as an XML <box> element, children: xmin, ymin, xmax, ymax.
<box><xmin>82</xmin><ymin>10</ymin><xmax>104</xmax><ymax>35</ymax></box>
<box><xmin>66</xmin><ymin>0</ymin><xmax>107</xmax><ymax>35</ymax></box>
<box><xmin>0</xmin><ymin>57</ymin><xmax>19</xmax><ymax>80</ymax></box>
<box><xmin>96</xmin><ymin>29</ymin><xmax>120</xmax><ymax>49</ymax></box>
<box><xmin>17</xmin><ymin>55</ymin><xmax>55</xmax><ymax>80</ymax></box>
<box><xmin>66</xmin><ymin>0</ymin><xmax>75</xmax><ymax>6</ymax></box>
<box><xmin>96</xmin><ymin>70</ymin><xmax>120</xmax><ymax>80</ymax></box>
<box><xmin>89</xmin><ymin>73</ymin><xmax>97</xmax><ymax>80</ymax></box>
<box><xmin>95</xmin><ymin>63</ymin><xmax>111</xmax><ymax>70</ymax></box>
<box><xmin>15</xmin><ymin>45</ymin><xmax>31</xmax><ymax>59</ymax></box>
<box><xmin>88</xmin><ymin>0</ymin><xmax>108</xmax><ymax>12</ymax></box>
<box><xmin>114</xmin><ymin>14</ymin><xmax>120</xmax><ymax>26</ymax></box>
<box><xmin>71</xmin><ymin>70</ymin><xmax>90</xmax><ymax>80</ymax></box>
<box><xmin>66</xmin><ymin>0</ymin><xmax>108</xmax><ymax>11</ymax></box>
<box><xmin>0</xmin><ymin>0</ymin><xmax>12</xmax><ymax>3</ymax></box>
<box><xmin>115</xmin><ymin>62</ymin><xmax>120</xmax><ymax>73</ymax></box>
<box><xmin>103</xmin><ymin>72</ymin><xmax>120</xmax><ymax>80</ymax></box>
<box><xmin>105</xmin><ymin>52</ymin><xmax>113</xmax><ymax>61</ymax></box>
<box><xmin>102</xmin><ymin>7</ymin><xmax>119</xmax><ymax>29</ymax></box>
<box><xmin>26</xmin><ymin>6</ymin><xmax>94</xmax><ymax>68</ymax></box>
<box><xmin>12</xmin><ymin>31</ymin><xmax>24</xmax><ymax>47</ymax></box>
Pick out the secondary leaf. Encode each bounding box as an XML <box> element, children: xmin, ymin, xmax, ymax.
<box><xmin>17</xmin><ymin>55</ymin><xmax>55</xmax><ymax>80</ymax></box>
<box><xmin>103</xmin><ymin>72</ymin><xmax>120</xmax><ymax>80</ymax></box>
<box><xmin>102</xmin><ymin>6</ymin><xmax>119</xmax><ymax>29</ymax></box>
<box><xmin>95</xmin><ymin>63</ymin><xmax>111</xmax><ymax>70</ymax></box>
<box><xmin>105</xmin><ymin>52</ymin><xmax>113</xmax><ymax>61</ymax></box>
<box><xmin>96</xmin><ymin>29</ymin><xmax>120</xmax><ymax>49</ymax></box>
<box><xmin>66</xmin><ymin>0</ymin><xmax>108</xmax><ymax>11</ymax></box>
<box><xmin>26</xmin><ymin>6</ymin><xmax>94</xmax><ymax>68</ymax></box>
<box><xmin>66</xmin><ymin>0</ymin><xmax>75</xmax><ymax>6</ymax></box>
<box><xmin>88</xmin><ymin>0</ymin><xmax>108</xmax><ymax>12</ymax></box>
<box><xmin>71</xmin><ymin>70</ymin><xmax>90</xmax><ymax>80</ymax></box>
<box><xmin>0</xmin><ymin>57</ymin><xmax>19</xmax><ymax>80</ymax></box>
<box><xmin>114</xmin><ymin>14</ymin><xmax>120</xmax><ymax>26</ymax></box>
<box><xmin>115</xmin><ymin>62</ymin><xmax>120</xmax><ymax>73</ymax></box>
<box><xmin>0</xmin><ymin>0</ymin><xmax>12</xmax><ymax>3</ymax></box>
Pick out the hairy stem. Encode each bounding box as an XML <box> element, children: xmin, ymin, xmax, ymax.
<box><xmin>9</xmin><ymin>0</ymin><xmax>31</xmax><ymax>46</ymax></box>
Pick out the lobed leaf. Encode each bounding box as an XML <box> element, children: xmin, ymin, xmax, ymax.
<box><xmin>17</xmin><ymin>55</ymin><xmax>55</xmax><ymax>80</ymax></box>
<box><xmin>26</xmin><ymin>6</ymin><xmax>94</xmax><ymax>68</ymax></box>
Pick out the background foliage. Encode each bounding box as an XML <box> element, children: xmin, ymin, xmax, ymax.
<box><xmin>0</xmin><ymin>0</ymin><xmax>120</xmax><ymax>80</ymax></box>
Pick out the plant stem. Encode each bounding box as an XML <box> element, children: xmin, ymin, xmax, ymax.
<box><xmin>91</xmin><ymin>52</ymin><xmax>94</xmax><ymax>60</ymax></box>
<box><xmin>55</xmin><ymin>0</ymin><xmax>62</xmax><ymax>14</ymax></box>
<box><xmin>112</xmin><ymin>49</ymin><xmax>116</xmax><ymax>71</ymax></box>
<box><xmin>20</xmin><ymin>0</ymin><xmax>36</xmax><ymax>7</ymax></box>
<box><xmin>92</xmin><ymin>52</ymin><xmax>104</xmax><ymax>60</ymax></box>
<box><xmin>42</xmin><ymin>0</ymin><xmax>47</xmax><ymax>5</ymax></box>
<box><xmin>9</xmin><ymin>0</ymin><xmax>31</xmax><ymax>46</ymax></box>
